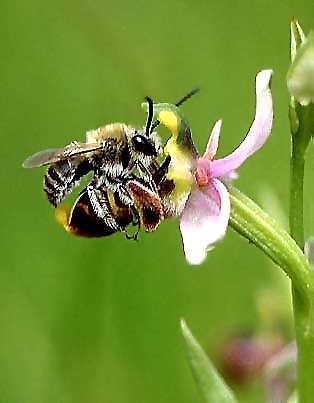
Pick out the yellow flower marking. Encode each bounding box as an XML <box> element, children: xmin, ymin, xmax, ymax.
<box><xmin>158</xmin><ymin>111</ymin><xmax>179</xmax><ymax>138</ymax></box>
<box><xmin>165</xmin><ymin>137</ymin><xmax>194</xmax><ymax>199</ymax></box>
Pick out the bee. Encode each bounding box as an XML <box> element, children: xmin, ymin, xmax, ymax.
<box><xmin>23</xmin><ymin>98</ymin><xmax>167</xmax><ymax>238</ymax></box>
<box><xmin>23</xmin><ymin>90</ymin><xmax>198</xmax><ymax>239</ymax></box>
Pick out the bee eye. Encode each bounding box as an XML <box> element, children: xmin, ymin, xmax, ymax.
<box><xmin>132</xmin><ymin>134</ymin><xmax>157</xmax><ymax>156</ymax></box>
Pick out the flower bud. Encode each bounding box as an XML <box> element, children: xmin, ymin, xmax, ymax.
<box><xmin>287</xmin><ymin>31</ymin><xmax>314</xmax><ymax>106</ymax></box>
<box><xmin>290</xmin><ymin>19</ymin><xmax>306</xmax><ymax>63</ymax></box>
<box><xmin>287</xmin><ymin>21</ymin><xmax>314</xmax><ymax>146</ymax></box>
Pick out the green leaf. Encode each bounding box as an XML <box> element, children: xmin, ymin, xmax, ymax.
<box><xmin>180</xmin><ymin>319</ymin><xmax>237</xmax><ymax>403</ymax></box>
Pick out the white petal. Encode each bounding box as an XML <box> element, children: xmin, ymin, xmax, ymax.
<box><xmin>179</xmin><ymin>179</ymin><xmax>230</xmax><ymax>265</ymax></box>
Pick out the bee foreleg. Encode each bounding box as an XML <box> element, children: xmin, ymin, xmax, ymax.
<box><xmin>135</xmin><ymin>161</ymin><xmax>158</xmax><ymax>193</ymax></box>
<box><xmin>153</xmin><ymin>156</ymin><xmax>171</xmax><ymax>185</ymax></box>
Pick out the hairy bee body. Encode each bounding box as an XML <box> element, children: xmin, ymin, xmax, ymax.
<box><xmin>39</xmin><ymin>123</ymin><xmax>160</xmax><ymax>207</ymax></box>
<box><xmin>86</xmin><ymin>124</ymin><xmax>132</xmax><ymax>179</ymax></box>
<box><xmin>24</xmin><ymin>117</ymin><xmax>166</xmax><ymax>238</ymax></box>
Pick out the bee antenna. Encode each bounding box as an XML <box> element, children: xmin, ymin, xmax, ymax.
<box><xmin>150</xmin><ymin>87</ymin><xmax>200</xmax><ymax>132</ymax></box>
<box><xmin>144</xmin><ymin>96</ymin><xmax>154</xmax><ymax>137</ymax></box>
<box><xmin>175</xmin><ymin>87</ymin><xmax>200</xmax><ymax>106</ymax></box>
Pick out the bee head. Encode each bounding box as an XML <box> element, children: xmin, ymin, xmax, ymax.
<box><xmin>131</xmin><ymin>133</ymin><xmax>158</xmax><ymax>157</ymax></box>
<box><xmin>129</xmin><ymin>96</ymin><xmax>160</xmax><ymax>158</ymax></box>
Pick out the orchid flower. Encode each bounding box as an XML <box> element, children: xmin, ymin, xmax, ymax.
<box><xmin>180</xmin><ymin>70</ymin><xmax>273</xmax><ymax>265</ymax></box>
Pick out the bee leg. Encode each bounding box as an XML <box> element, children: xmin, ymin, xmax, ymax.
<box><xmin>112</xmin><ymin>181</ymin><xmax>133</xmax><ymax>207</ymax></box>
<box><xmin>136</xmin><ymin>161</ymin><xmax>153</xmax><ymax>179</ymax></box>
<box><xmin>131</xmin><ymin>209</ymin><xmax>139</xmax><ymax>226</ymax></box>
<box><xmin>124</xmin><ymin>230</ymin><xmax>138</xmax><ymax>241</ymax></box>
<box><xmin>153</xmin><ymin>156</ymin><xmax>171</xmax><ymax>185</ymax></box>
<box><xmin>87</xmin><ymin>186</ymin><xmax>119</xmax><ymax>231</ymax></box>
<box><xmin>132</xmin><ymin>206</ymin><xmax>141</xmax><ymax>232</ymax></box>
<box><xmin>136</xmin><ymin>157</ymin><xmax>171</xmax><ymax>193</ymax></box>
<box><xmin>124</xmin><ymin>207</ymin><xmax>140</xmax><ymax>241</ymax></box>
<box><xmin>136</xmin><ymin>161</ymin><xmax>158</xmax><ymax>193</ymax></box>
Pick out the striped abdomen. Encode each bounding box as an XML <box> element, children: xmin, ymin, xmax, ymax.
<box><xmin>44</xmin><ymin>159</ymin><xmax>91</xmax><ymax>207</ymax></box>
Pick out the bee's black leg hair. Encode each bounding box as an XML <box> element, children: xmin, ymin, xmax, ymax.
<box><xmin>136</xmin><ymin>161</ymin><xmax>158</xmax><ymax>193</ymax></box>
<box><xmin>153</xmin><ymin>156</ymin><xmax>171</xmax><ymax>185</ymax></box>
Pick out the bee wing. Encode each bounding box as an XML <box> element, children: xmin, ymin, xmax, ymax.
<box><xmin>22</xmin><ymin>142</ymin><xmax>103</xmax><ymax>168</ymax></box>
<box><xmin>23</xmin><ymin>147</ymin><xmax>71</xmax><ymax>168</ymax></box>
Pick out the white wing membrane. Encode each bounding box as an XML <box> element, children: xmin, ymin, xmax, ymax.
<box><xmin>22</xmin><ymin>143</ymin><xmax>103</xmax><ymax>168</ymax></box>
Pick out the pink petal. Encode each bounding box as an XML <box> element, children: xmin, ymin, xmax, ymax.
<box><xmin>195</xmin><ymin>158</ymin><xmax>211</xmax><ymax>187</ymax></box>
<box><xmin>179</xmin><ymin>178</ymin><xmax>230</xmax><ymax>265</ymax></box>
<box><xmin>203</xmin><ymin>120</ymin><xmax>222</xmax><ymax>159</ymax></box>
<box><xmin>211</xmin><ymin>69</ymin><xmax>273</xmax><ymax>178</ymax></box>
<box><xmin>221</xmin><ymin>170</ymin><xmax>239</xmax><ymax>182</ymax></box>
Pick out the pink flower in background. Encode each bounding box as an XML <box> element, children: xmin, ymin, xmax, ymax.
<box><xmin>180</xmin><ymin>70</ymin><xmax>273</xmax><ymax>265</ymax></box>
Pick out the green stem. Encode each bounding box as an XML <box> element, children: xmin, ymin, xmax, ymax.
<box><xmin>290</xmin><ymin>133</ymin><xmax>305</xmax><ymax>249</ymax></box>
<box><xmin>289</xmin><ymin>104</ymin><xmax>314</xmax><ymax>403</ymax></box>
<box><xmin>289</xmin><ymin>102</ymin><xmax>314</xmax><ymax>249</ymax></box>
<box><xmin>292</xmin><ymin>291</ymin><xmax>314</xmax><ymax>403</ymax></box>
<box><xmin>229</xmin><ymin>187</ymin><xmax>313</xmax><ymax>307</ymax></box>
<box><xmin>229</xmin><ymin>187</ymin><xmax>314</xmax><ymax>402</ymax></box>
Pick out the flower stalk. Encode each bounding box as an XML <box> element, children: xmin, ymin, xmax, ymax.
<box><xmin>289</xmin><ymin>102</ymin><xmax>314</xmax><ymax>251</ymax></box>
<box><xmin>229</xmin><ymin>186</ymin><xmax>314</xmax><ymax>401</ymax></box>
<box><xmin>287</xmin><ymin>20</ymin><xmax>314</xmax><ymax>402</ymax></box>
<box><xmin>229</xmin><ymin>187</ymin><xmax>314</xmax><ymax>312</ymax></box>
<box><xmin>290</xmin><ymin>135</ymin><xmax>305</xmax><ymax>249</ymax></box>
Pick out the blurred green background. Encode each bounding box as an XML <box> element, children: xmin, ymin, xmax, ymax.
<box><xmin>1</xmin><ymin>0</ymin><xmax>314</xmax><ymax>402</ymax></box>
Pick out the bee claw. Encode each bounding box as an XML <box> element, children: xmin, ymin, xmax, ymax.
<box><xmin>124</xmin><ymin>229</ymin><xmax>139</xmax><ymax>241</ymax></box>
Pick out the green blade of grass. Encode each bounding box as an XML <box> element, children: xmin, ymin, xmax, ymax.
<box><xmin>181</xmin><ymin>319</ymin><xmax>237</xmax><ymax>403</ymax></box>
